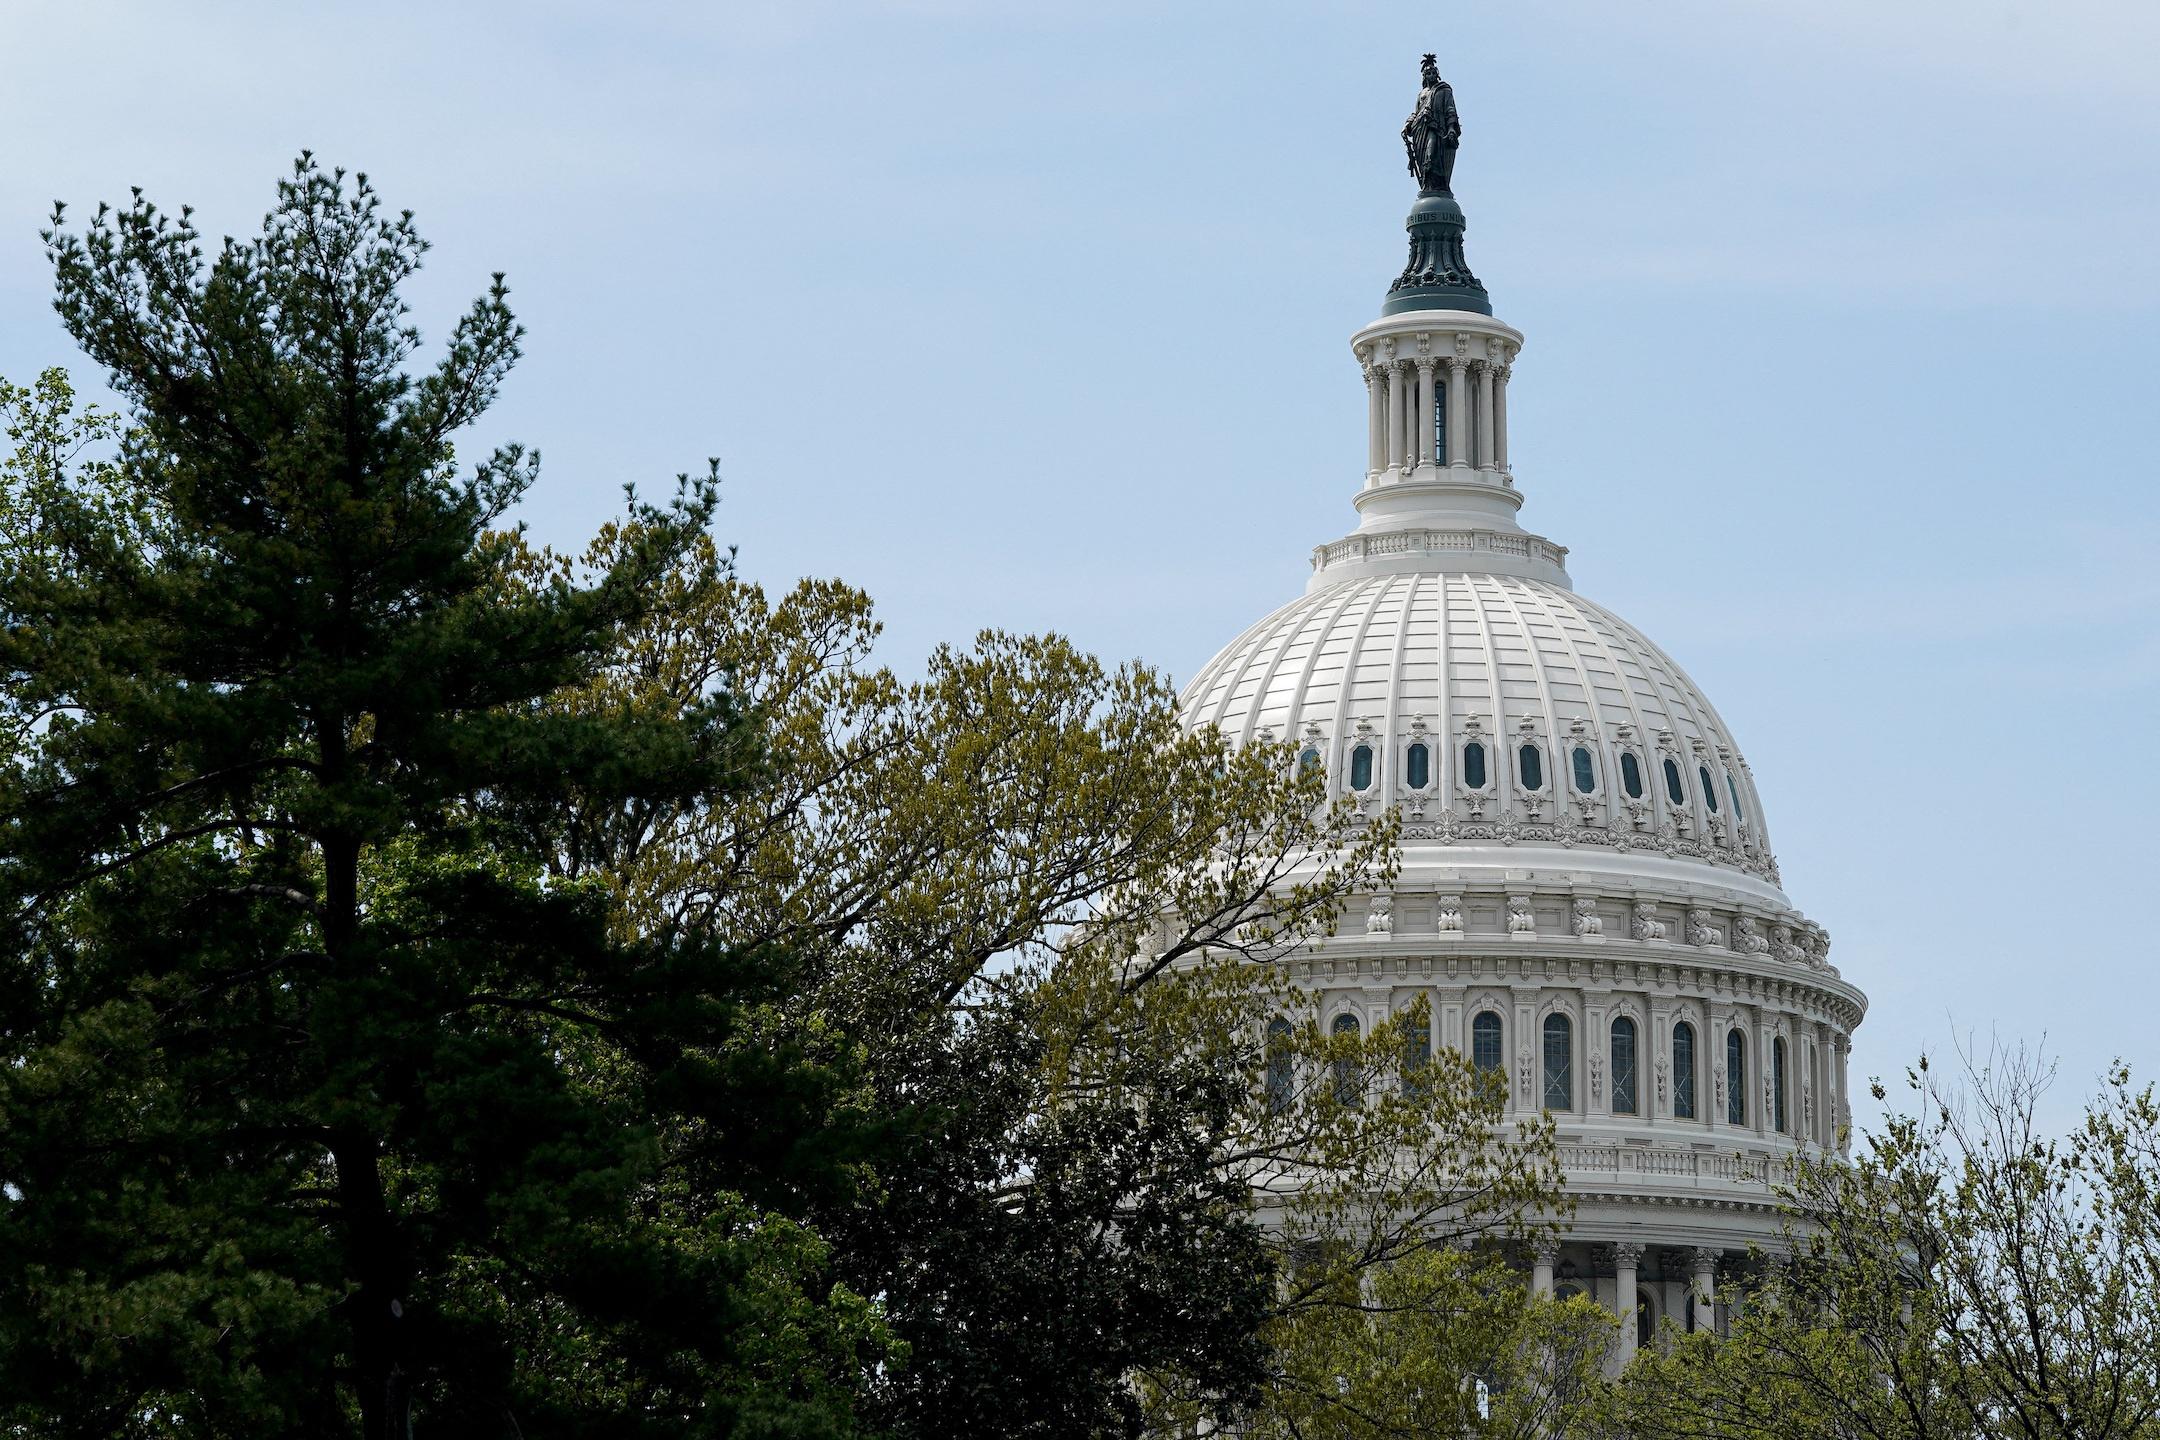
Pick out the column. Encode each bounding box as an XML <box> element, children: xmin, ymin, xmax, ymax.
<box><xmin>1687</xmin><ymin>1248</ymin><xmax>1718</xmax><ymax>1335</ymax></box>
<box><xmin>1757</xmin><ymin>1017</ymin><xmax>1775</xmax><ymax>1139</ymax></box>
<box><xmin>1705</xmin><ymin>1013</ymin><xmax>1722</xmax><ymax>1137</ymax></box>
<box><xmin>1586</xmin><ymin>1003</ymin><xmax>1609</xmax><ymax>1119</ymax></box>
<box><xmin>1834</xmin><ymin>1034</ymin><xmax>1852</xmax><ymax>1152</ymax></box>
<box><xmin>1401</xmin><ymin>364</ymin><xmax>1419</xmax><ymax>471</ymax></box>
<box><xmin>1531</xmin><ymin>1238</ymin><xmax>1560</xmax><ymax>1298</ymax></box>
<box><xmin>1612</xmin><ymin>1243</ymin><xmax>1645</xmax><ymax>1362</ymax></box>
<box><xmin>1414</xmin><ymin>359</ymin><xmax>1436</xmax><ymax>468</ymax></box>
<box><xmin>1810</xmin><ymin>1030</ymin><xmax>1827</xmax><ymax>1148</ymax></box>
<box><xmin>1446</xmin><ymin>357</ymin><xmax>1469</xmax><ymax>466</ymax></box>
<box><xmin>1493</xmin><ymin>364</ymin><xmax>1511</xmax><ymax>473</ymax></box>
<box><xmin>1364</xmin><ymin>366</ymin><xmax>1384</xmax><ymax>477</ymax></box>
<box><xmin>1651</xmin><ymin>1007</ymin><xmax>1674</xmax><ymax>1121</ymax></box>
<box><xmin>1476</xmin><ymin>364</ymin><xmax>1497</xmax><ymax>470</ymax></box>
<box><xmin>1386</xmin><ymin>363</ymin><xmax>1406</xmax><ymax>474</ymax></box>
<box><xmin>1516</xmin><ymin>1000</ymin><xmax>1538</xmax><ymax>1121</ymax></box>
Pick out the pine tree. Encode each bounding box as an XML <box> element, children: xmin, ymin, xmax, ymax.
<box><xmin>0</xmin><ymin>160</ymin><xmax>881</xmax><ymax>1437</ymax></box>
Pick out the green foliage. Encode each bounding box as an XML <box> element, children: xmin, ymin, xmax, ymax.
<box><xmin>1237</xmin><ymin>1245</ymin><xmax>1613</xmax><ymax>1439</ymax></box>
<box><xmin>1609</xmin><ymin>1047</ymin><xmax>2160</xmax><ymax>1440</ymax></box>
<box><xmin>0</xmin><ymin>161</ymin><xmax>881</xmax><ymax>1438</ymax></box>
<box><xmin>509</xmin><ymin>545</ymin><xmax>1573</xmax><ymax>1438</ymax></box>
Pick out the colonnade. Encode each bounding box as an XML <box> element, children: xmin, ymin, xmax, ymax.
<box><xmin>1530</xmin><ymin>1239</ymin><xmax>1728</xmax><ymax>1362</ymax></box>
<box><xmin>1364</xmin><ymin>354</ymin><xmax>1509</xmax><ymax>479</ymax></box>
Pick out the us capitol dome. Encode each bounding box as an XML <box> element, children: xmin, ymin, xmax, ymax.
<box><xmin>1178</xmin><ymin>54</ymin><xmax>1866</xmax><ymax>1355</ymax></box>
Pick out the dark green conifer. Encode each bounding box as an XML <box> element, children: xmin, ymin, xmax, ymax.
<box><xmin>0</xmin><ymin>159</ymin><xmax>876</xmax><ymax>1438</ymax></box>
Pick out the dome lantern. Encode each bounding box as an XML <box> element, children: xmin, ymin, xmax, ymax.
<box><xmin>1329</xmin><ymin>59</ymin><xmax>1556</xmax><ymax>585</ymax></box>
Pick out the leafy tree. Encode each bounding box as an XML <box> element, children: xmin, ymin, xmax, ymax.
<box><xmin>1237</xmin><ymin>1243</ymin><xmax>1614</xmax><ymax>1440</ymax></box>
<box><xmin>1609</xmin><ymin>1046</ymin><xmax>2160</xmax><ymax>1440</ymax></box>
<box><xmin>0</xmin><ymin>163</ymin><xmax>884</xmax><ymax>1437</ymax></box>
<box><xmin>510</xmin><ymin>538</ymin><xmax>1573</xmax><ymax>1437</ymax></box>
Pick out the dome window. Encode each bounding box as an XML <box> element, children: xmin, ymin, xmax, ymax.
<box><xmin>1610</xmin><ymin>1016</ymin><xmax>1639</xmax><ymax>1115</ymax></box>
<box><xmin>1700</xmin><ymin>765</ymin><xmax>1719</xmax><ymax>813</ymax></box>
<box><xmin>1542</xmin><ymin>1013</ymin><xmax>1573</xmax><ymax>1111</ymax></box>
<box><xmin>1673</xmin><ymin>1021</ymin><xmax>1698</xmax><ymax>1120</ymax></box>
<box><xmin>1726</xmin><ymin>1029</ymin><xmax>1747</xmax><ymax>1126</ymax></box>
<box><xmin>1773</xmin><ymin>1037</ymin><xmax>1789</xmax><ymax>1134</ymax></box>
<box><xmin>1620</xmin><ymin>752</ymin><xmax>1644</xmax><ymax>799</ymax></box>
<box><xmin>1331</xmin><ymin>1012</ymin><xmax>1362</xmax><ymax>1106</ymax></box>
<box><xmin>1663</xmin><ymin>757</ymin><xmax>1686</xmax><ymax>807</ymax></box>
<box><xmin>1265</xmin><ymin>1018</ymin><xmax>1294</xmax><ymax>1114</ymax></box>
<box><xmin>1462</xmin><ymin>741</ymin><xmax>1488</xmax><ymax>790</ymax></box>
<box><xmin>1298</xmin><ymin>746</ymin><xmax>1323</xmax><ymax>779</ymax></box>
<box><xmin>1570</xmin><ymin>746</ymin><xmax>1596</xmax><ymax>794</ymax></box>
<box><xmin>1401</xmin><ymin>1014</ymin><xmax>1431</xmax><ymax>1097</ymax></box>
<box><xmin>1471</xmin><ymin>1011</ymin><xmax>1503</xmax><ymax>1074</ymax></box>
<box><xmin>1406</xmin><ymin>741</ymin><xmax>1431</xmax><ymax>790</ymax></box>
<box><xmin>1727</xmin><ymin>774</ymin><xmax>1745</xmax><ymax>823</ymax></box>
<box><xmin>1349</xmin><ymin>743</ymin><xmax>1375</xmax><ymax>791</ymax></box>
<box><xmin>1517</xmin><ymin>743</ymin><xmax>1544</xmax><ymax>791</ymax></box>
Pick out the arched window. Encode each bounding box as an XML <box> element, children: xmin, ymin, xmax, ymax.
<box><xmin>1518</xmin><ymin>743</ymin><xmax>1544</xmax><ymax>791</ymax></box>
<box><xmin>1462</xmin><ymin>741</ymin><xmax>1488</xmax><ymax>790</ymax></box>
<box><xmin>1406</xmin><ymin>741</ymin><xmax>1431</xmax><ymax>790</ymax></box>
<box><xmin>1471</xmin><ymin>1010</ymin><xmax>1503</xmax><ymax>1075</ymax></box>
<box><xmin>1542</xmin><ymin>1013</ymin><xmax>1573</xmax><ymax>1111</ymax></box>
<box><xmin>1571</xmin><ymin>746</ymin><xmax>1596</xmax><ymax>794</ymax></box>
<box><xmin>1349</xmin><ymin>743</ymin><xmax>1374</xmax><ymax>792</ymax></box>
<box><xmin>1620</xmin><ymin>751</ymin><xmax>1644</xmax><ymax>799</ymax></box>
<box><xmin>1773</xmin><ymin>1036</ymin><xmax>1789</xmax><ymax>1133</ymax></box>
<box><xmin>1265</xmin><ymin>1018</ymin><xmax>1294</xmax><ymax>1114</ymax></box>
<box><xmin>1727</xmin><ymin>774</ymin><xmax>1745</xmax><ymax>823</ymax></box>
<box><xmin>1332</xmin><ymin>1012</ymin><xmax>1362</xmax><ymax>1106</ymax></box>
<box><xmin>1726</xmin><ymin>1029</ymin><xmax>1747</xmax><ymax>1125</ymax></box>
<box><xmin>1610</xmin><ymin>1017</ymin><xmax>1638</xmax><ymax>1115</ymax></box>
<box><xmin>1401</xmin><ymin>1012</ymin><xmax>1431</xmax><ymax>1096</ymax></box>
<box><xmin>1673</xmin><ymin>1021</ymin><xmax>1698</xmax><ymax>1120</ymax></box>
<box><xmin>1701</xmin><ymin>765</ymin><xmax>1719</xmax><ymax>812</ymax></box>
<box><xmin>1636</xmin><ymin>1291</ymin><xmax>1656</xmax><ymax>1349</ymax></box>
<box><xmin>1663</xmin><ymin>757</ymin><xmax>1686</xmax><ymax>806</ymax></box>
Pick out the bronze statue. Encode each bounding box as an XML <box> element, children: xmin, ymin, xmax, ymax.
<box><xmin>1402</xmin><ymin>53</ymin><xmax>1461</xmax><ymax>194</ymax></box>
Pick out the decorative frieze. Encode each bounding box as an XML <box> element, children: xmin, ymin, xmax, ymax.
<box><xmin>1390</xmin><ymin>799</ymin><xmax>1782</xmax><ymax>883</ymax></box>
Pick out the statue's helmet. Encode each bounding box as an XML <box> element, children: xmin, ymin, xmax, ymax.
<box><xmin>1420</xmin><ymin>53</ymin><xmax>1439</xmax><ymax>80</ymax></box>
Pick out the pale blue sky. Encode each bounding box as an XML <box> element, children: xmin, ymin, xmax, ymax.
<box><xmin>4</xmin><ymin>1</ymin><xmax>2156</xmax><ymax>1123</ymax></box>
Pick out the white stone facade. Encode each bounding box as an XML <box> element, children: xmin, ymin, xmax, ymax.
<box><xmin>1179</xmin><ymin>286</ymin><xmax>1865</xmax><ymax>1348</ymax></box>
